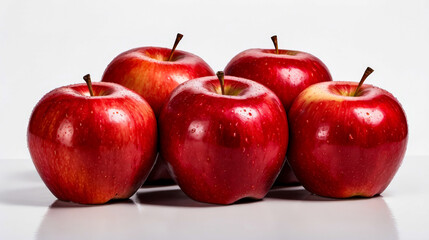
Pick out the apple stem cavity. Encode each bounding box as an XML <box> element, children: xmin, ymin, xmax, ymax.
<box><xmin>271</xmin><ymin>35</ymin><xmax>279</xmax><ymax>54</ymax></box>
<box><xmin>216</xmin><ymin>71</ymin><xmax>225</xmax><ymax>95</ymax></box>
<box><xmin>353</xmin><ymin>67</ymin><xmax>374</xmax><ymax>96</ymax></box>
<box><xmin>168</xmin><ymin>33</ymin><xmax>184</xmax><ymax>61</ymax></box>
<box><xmin>83</xmin><ymin>74</ymin><xmax>94</xmax><ymax>97</ymax></box>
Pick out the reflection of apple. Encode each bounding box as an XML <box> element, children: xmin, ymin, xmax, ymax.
<box><xmin>287</xmin><ymin>68</ymin><xmax>408</xmax><ymax>198</ymax></box>
<box><xmin>37</xmin><ymin>200</ymin><xmax>142</xmax><ymax>238</ymax></box>
<box><xmin>224</xmin><ymin>35</ymin><xmax>332</xmax><ymax>185</ymax></box>
<box><xmin>101</xmin><ymin>34</ymin><xmax>214</xmax><ymax>184</ymax></box>
<box><xmin>36</xmin><ymin>189</ymin><xmax>398</xmax><ymax>239</ymax></box>
<box><xmin>28</xmin><ymin>76</ymin><xmax>157</xmax><ymax>204</ymax></box>
<box><xmin>159</xmin><ymin>72</ymin><xmax>288</xmax><ymax>204</ymax></box>
<box><xmin>266</xmin><ymin>188</ymin><xmax>398</xmax><ymax>239</ymax></box>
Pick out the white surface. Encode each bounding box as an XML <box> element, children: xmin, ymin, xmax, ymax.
<box><xmin>0</xmin><ymin>0</ymin><xmax>429</xmax><ymax>159</ymax></box>
<box><xmin>0</xmin><ymin>156</ymin><xmax>427</xmax><ymax>239</ymax></box>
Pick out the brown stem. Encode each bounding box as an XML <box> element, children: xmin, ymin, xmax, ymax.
<box><xmin>353</xmin><ymin>67</ymin><xmax>374</xmax><ymax>96</ymax></box>
<box><xmin>83</xmin><ymin>74</ymin><xmax>94</xmax><ymax>96</ymax></box>
<box><xmin>271</xmin><ymin>35</ymin><xmax>278</xmax><ymax>54</ymax></box>
<box><xmin>168</xmin><ymin>33</ymin><xmax>184</xmax><ymax>61</ymax></box>
<box><xmin>216</xmin><ymin>71</ymin><xmax>225</xmax><ymax>95</ymax></box>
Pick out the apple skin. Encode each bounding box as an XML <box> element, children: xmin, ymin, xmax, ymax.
<box><xmin>27</xmin><ymin>82</ymin><xmax>157</xmax><ymax>204</ymax></box>
<box><xmin>101</xmin><ymin>47</ymin><xmax>215</xmax><ymax>116</ymax></box>
<box><xmin>224</xmin><ymin>48</ymin><xmax>332</xmax><ymax>185</ymax></box>
<box><xmin>224</xmin><ymin>49</ymin><xmax>332</xmax><ymax>111</ymax></box>
<box><xmin>102</xmin><ymin>47</ymin><xmax>214</xmax><ymax>183</ymax></box>
<box><xmin>287</xmin><ymin>81</ymin><xmax>408</xmax><ymax>198</ymax></box>
<box><xmin>159</xmin><ymin>76</ymin><xmax>288</xmax><ymax>204</ymax></box>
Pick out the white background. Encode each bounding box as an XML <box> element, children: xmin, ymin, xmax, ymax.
<box><xmin>1</xmin><ymin>0</ymin><xmax>428</xmax><ymax>158</ymax></box>
<box><xmin>1</xmin><ymin>1</ymin><xmax>429</xmax><ymax>239</ymax></box>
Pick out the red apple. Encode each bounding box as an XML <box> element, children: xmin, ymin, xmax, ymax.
<box><xmin>101</xmin><ymin>34</ymin><xmax>215</xmax><ymax>183</ymax></box>
<box><xmin>27</xmin><ymin>75</ymin><xmax>157</xmax><ymax>204</ymax></box>
<box><xmin>287</xmin><ymin>68</ymin><xmax>408</xmax><ymax>198</ymax></box>
<box><xmin>224</xmin><ymin>35</ymin><xmax>332</xmax><ymax>111</ymax></box>
<box><xmin>101</xmin><ymin>33</ymin><xmax>214</xmax><ymax>116</ymax></box>
<box><xmin>224</xmin><ymin>36</ymin><xmax>332</xmax><ymax>185</ymax></box>
<box><xmin>159</xmin><ymin>72</ymin><xmax>288</xmax><ymax>204</ymax></box>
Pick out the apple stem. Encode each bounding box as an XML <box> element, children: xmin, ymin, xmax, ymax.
<box><xmin>168</xmin><ymin>33</ymin><xmax>184</xmax><ymax>61</ymax></box>
<box><xmin>216</xmin><ymin>71</ymin><xmax>225</xmax><ymax>95</ymax></box>
<box><xmin>353</xmin><ymin>67</ymin><xmax>374</xmax><ymax>96</ymax></box>
<box><xmin>271</xmin><ymin>35</ymin><xmax>279</xmax><ymax>54</ymax></box>
<box><xmin>83</xmin><ymin>74</ymin><xmax>94</xmax><ymax>97</ymax></box>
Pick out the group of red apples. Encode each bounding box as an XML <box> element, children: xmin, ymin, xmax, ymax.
<box><xmin>28</xmin><ymin>34</ymin><xmax>408</xmax><ymax>205</ymax></box>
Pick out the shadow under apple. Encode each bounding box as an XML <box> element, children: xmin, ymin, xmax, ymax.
<box><xmin>136</xmin><ymin>186</ymin><xmax>220</xmax><ymax>208</ymax></box>
<box><xmin>266</xmin><ymin>186</ymin><xmax>374</xmax><ymax>201</ymax></box>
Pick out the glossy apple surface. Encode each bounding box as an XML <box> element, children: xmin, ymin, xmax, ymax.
<box><xmin>101</xmin><ymin>47</ymin><xmax>214</xmax><ymax>116</ymax></box>
<box><xmin>224</xmin><ymin>48</ymin><xmax>332</xmax><ymax>111</ymax></box>
<box><xmin>224</xmin><ymin>46</ymin><xmax>332</xmax><ymax>185</ymax></box>
<box><xmin>287</xmin><ymin>81</ymin><xmax>408</xmax><ymax>198</ymax></box>
<box><xmin>102</xmin><ymin>46</ymin><xmax>214</xmax><ymax>183</ymax></box>
<box><xmin>159</xmin><ymin>75</ymin><xmax>288</xmax><ymax>204</ymax></box>
<box><xmin>28</xmin><ymin>82</ymin><xmax>157</xmax><ymax>204</ymax></box>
